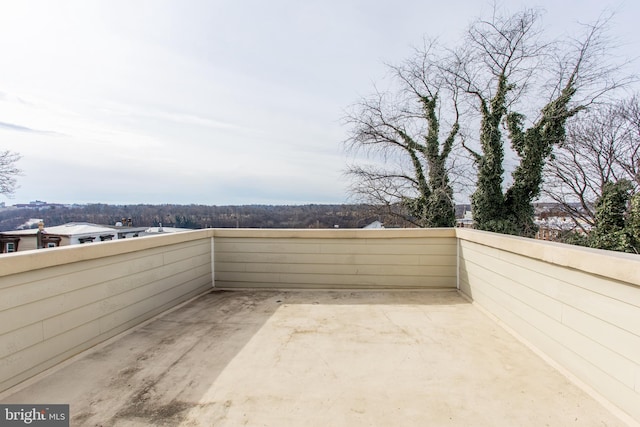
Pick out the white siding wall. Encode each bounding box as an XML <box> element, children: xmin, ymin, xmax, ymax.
<box><xmin>456</xmin><ymin>228</ymin><xmax>640</xmax><ymax>423</ymax></box>
<box><xmin>0</xmin><ymin>230</ymin><xmax>213</xmax><ymax>392</ymax></box>
<box><xmin>214</xmin><ymin>229</ymin><xmax>457</xmax><ymax>289</ymax></box>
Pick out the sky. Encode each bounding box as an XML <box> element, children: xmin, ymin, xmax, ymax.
<box><xmin>1</xmin><ymin>0</ymin><xmax>639</xmax><ymax>206</ymax></box>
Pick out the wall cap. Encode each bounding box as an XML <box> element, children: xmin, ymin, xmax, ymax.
<box><xmin>456</xmin><ymin>228</ymin><xmax>640</xmax><ymax>286</ymax></box>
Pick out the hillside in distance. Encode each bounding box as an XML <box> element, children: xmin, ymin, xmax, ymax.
<box><xmin>0</xmin><ymin>203</ymin><xmax>420</xmax><ymax>232</ymax></box>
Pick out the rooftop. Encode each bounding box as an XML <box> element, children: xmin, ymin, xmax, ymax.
<box><xmin>0</xmin><ymin>228</ymin><xmax>638</xmax><ymax>426</ymax></box>
<box><xmin>0</xmin><ymin>289</ymin><xmax>625</xmax><ymax>426</ymax></box>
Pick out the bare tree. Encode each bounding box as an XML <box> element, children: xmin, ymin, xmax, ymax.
<box><xmin>0</xmin><ymin>150</ymin><xmax>21</xmax><ymax>197</ymax></box>
<box><xmin>344</xmin><ymin>42</ymin><xmax>461</xmax><ymax>228</ymax></box>
<box><xmin>618</xmin><ymin>96</ymin><xmax>640</xmax><ymax>186</ymax></box>
<box><xmin>543</xmin><ymin>97</ymin><xmax>640</xmax><ymax>232</ymax></box>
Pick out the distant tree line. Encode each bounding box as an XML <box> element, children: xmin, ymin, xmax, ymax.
<box><xmin>0</xmin><ymin>203</ymin><xmax>419</xmax><ymax>232</ymax></box>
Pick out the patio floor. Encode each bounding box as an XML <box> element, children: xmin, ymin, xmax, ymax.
<box><xmin>0</xmin><ymin>289</ymin><xmax>626</xmax><ymax>426</ymax></box>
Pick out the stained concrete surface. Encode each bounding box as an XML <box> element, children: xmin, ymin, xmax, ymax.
<box><xmin>0</xmin><ymin>290</ymin><xmax>627</xmax><ymax>426</ymax></box>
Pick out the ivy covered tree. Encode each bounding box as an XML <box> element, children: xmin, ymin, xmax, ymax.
<box><xmin>345</xmin><ymin>8</ymin><xmax>629</xmax><ymax>233</ymax></box>
<box><xmin>567</xmin><ymin>180</ymin><xmax>640</xmax><ymax>253</ymax></box>
<box><xmin>628</xmin><ymin>194</ymin><xmax>640</xmax><ymax>251</ymax></box>
<box><xmin>448</xmin><ymin>10</ymin><xmax>627</xmax><ymax>236</ymax></box>
<box><xmin>590</xmin><ymin>180</ymin><xmax>634</xmax><ymax>251</ymax></box>
<box><xmin>345</xmin><ymin>43</ymin><xmax>460</xmax><ymax>227</ymax></box>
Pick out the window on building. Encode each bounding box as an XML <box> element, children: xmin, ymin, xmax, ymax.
<box><xmin>47</xmin><ymin>242</ymin><xmax>56</xmax><ymax>248</ymax></box>
<box><xmin>6</xmin><ymin>242</ymin><xmax>15</xmax><ymax>253</ymax></box>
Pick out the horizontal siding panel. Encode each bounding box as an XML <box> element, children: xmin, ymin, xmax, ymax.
<box><xmin>0</xmin><ymin>282</ymin><xmax>160</xmax><ymax>339</ymax></box>
<box><xmin>96</xmin><ymin>265</ymin><xmax>212</xmax><ymax>325</ymax></box>
<box><xmin>214</xmin><ymin>236</ymin><xmax>455</xmax><ymax>244</ymax></box>
<box><xmin>215</xmin><ymin>239</ymin><xmax>457</xmax><ymax>256</ymax></box>
<box><xmin>1</xmin><ymin>235</ymin><xmax>215</xmax><ymax>393</ymax></box>
<box><xmin>98</xmin><ymin>275</ymin><xmax>211</xmax><ymax>335</ymax></box>
<box><xmin>0</xmin><ymin>241</ymin><xmax>205</xmax><ymax>290</ymax></box>
<box><xmin>0</xmin><ymin>253</ymin><xmax>211</xmax><ymax>336</ymax></box>
<box><xmin>460</xmin><ymin>239</ymin><xmax>640</xmax><ymax>309</ymax></box>
<box><xmin>0</xmin><ymin>240</ymin><xmax>210</xmax><ymax>312</ymax></box>
<box><xmin>1</xmin><ymin>238</ymin><xmax>209</xmax><ymax>285</ymax></box>
<box><xmin>461</xmin><ymin>276</ymin><xmax>640</xmax><ymax>422</ymax></box>
<box><xmin>460</xmin><ymin>254</ymin><xmax>562</xmax><ymax>321</ymax></box>
<box><xmin>556</xmin><ymin>282</ymin><xmax>640</xmax><ymax>338</ymax></box>
<box><xmin>461</xmin><ymin>241</ymin><xmax>640</xmax><ymax>337</ymax></box>
<box><xmin>41</xmin><ymin>302</ymin><xmax>106</xmax><ymax>342</ymax></box>
<box><xmin>162</xmin><ymin>240</ymin><xmax>211</xmax><ymax>264</ymax></box>
<box><xmin>212</xmin><ymin>229</ymin><xmax>455</xmax><ymax>240</ymax></box>
<box><xmin>214</xmin><ymin>234</ymin><xmax>457</xmax><ymax>290</ymax></box>
<box><xmin>460</xmin><ymin>264</ymin><xmax>564</xmax><ymax>345</ymax></box>
<box><xmin>215</xmin><ymin>277</ymin><xmax>454</xmax><ymax>289</ymax></box>
<box><xmin>460</xmin><ymin>274</ymin><xmax>570</xmax><ymax>361</ymax></box>
<box><xmin>0</xmin><ymin>249</ymin><xmax>156</xmax><ymax>290</ymax></box>
<box><xmin>216</xmin><ymin>261</ymin><xmax>455</xmax><ymax>277</ymax></box>
<box><xmin>98</xmin><ymin>253</ymin><xmax>210</xmax><ymax>301</ymax></box>
<box><xmin>0</xmin><ymin>322</ymin><xmax>43</xmax><ymax>360</ymax></box>
<box><xmin>459</xmin><ymin>230</ymin><xmax>640</xmax><ymax>424</ymax></box>
<box><xmin>460</xmin><ymin>241</ymin><xmax>562</xmax><ymax>299</ymax></box>
<box><xmin>0</xmin><ymin>320</ymin><xmax>102</xmax><ymax>388</ymax></box>
<box><xmin>0</xmin><ymin>253</ymin><xmax>165</xmax><ymax>311</ymax></box>
<box><xmin>42</xmin><ymin>265</ymin><xmax>211</xmax><ymax>339</ymax></box>
<box><xmin>460</xmin><ymin>263</ymin><xmax>636</xmax><ymax>389</ymax></box>
<box><xmin>215</xmin><ymin>252</ymin><xmax>456</xmax><ymax>267</ymax></box>
<box><xmin>216</xmin><ymin>271</ymin><xmax>453</xmax><ymax>288</ymax></box>
<box><xmin>561</xmin><ymin>304</ymin><xmax>640</xmax><ymax>366</ymax></box>
<box><xmin>1</xmin><ymin>276</ymin><xmax>211</xmax><ymax>391</ymax></box>
<box><xmin>457</xmin><ymin>227</ymin><xmax>640</xmax><ymax>286</ymax></box>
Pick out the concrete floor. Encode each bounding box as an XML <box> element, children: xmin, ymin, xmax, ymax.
<box><xmin>1</xmin><ymin>290</ymin><xmax>627</xmax><ymax>426</ymax></box>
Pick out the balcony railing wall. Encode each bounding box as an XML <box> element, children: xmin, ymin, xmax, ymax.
<box><xmin>0</xmin><ymin>228</ymin><xmax>638</xmax><ymax>423</ymax></box>
<box><xmin>457</xmin><ymin>228</ymin><xmax>640</xmax><ymax>423</ymax></box>
<box><xmin>213</xmin><ymin>228</ymin><xmax>457</xmax><ymax>289</ymax></box>
<box><xmin>0</xmin><ymin>230</ymin><xmax>213</xmax><ymax>392</ymax></box>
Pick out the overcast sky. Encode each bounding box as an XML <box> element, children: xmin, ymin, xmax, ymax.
<box><xmin>1</xmin><ymin>1</ymin><xmax>638</xmax><ymax>205</ymax></box>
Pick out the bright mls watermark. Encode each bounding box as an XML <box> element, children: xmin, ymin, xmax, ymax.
<box><xmin>1</xmin><ymin>405</ymin><xmax>69</xmax><ymax>426</ymax></box>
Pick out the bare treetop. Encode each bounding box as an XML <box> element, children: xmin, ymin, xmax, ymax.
<box><xmin>0</xmin><ymin>150</ymin><xmax>21</xmax><ymax>197</ymax></box>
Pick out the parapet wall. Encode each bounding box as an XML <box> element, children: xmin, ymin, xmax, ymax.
<box><xmin>213</xmin><ymin>228</ymin><xmax>458</xmax><ymax>289</ymax></box>
<box><xmin>456</xmin><ymin>228</ymin><xmax>640</xmax><ymax>424</ymax></box>
<box><xmin>0</xmin><ymin>230</ymin><xmax>213</xmax><ymax>392</ymax></box>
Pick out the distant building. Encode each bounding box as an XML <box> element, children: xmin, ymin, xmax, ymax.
<box><xmin>0</xmin><ymin>234</ymin><xmax>21</xmax><ymax>253</ymax></box>
<box><xmin>141</xmin><ymin>223</ymin><xmax>193</xmax><ymax>236</ymax></box>
<box><xmin>0</xmin><ymin>221</ymin><xmax>194</xmax><ymax>253</ymax></box>
<box><xmin>1</xmin><ymin>223</ymin><xmax>117</xmax><ymax>252</ymax></box>
<box><xmin>363</xmin><ymin>220</ymin><xmax>384</xmax><ymax>229</ymax></box>
<box><xmin>534</xmin><ymin>216</ymin><xmax>591</xmax><ymax>241</ymax></box>
<box><xmin>0</xmin><ymin>222</ymin><xmax>144</xmax><ymax>253</ymax></box>
<box><xmin>456</xmin><ymin>210</ymin><xmax>474</xmax><ymax>228</ymax></box>
<box><xmin>13</xmin><ymin>200</ymin><xmax>67</xmax><ymax>210</ymax></box>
